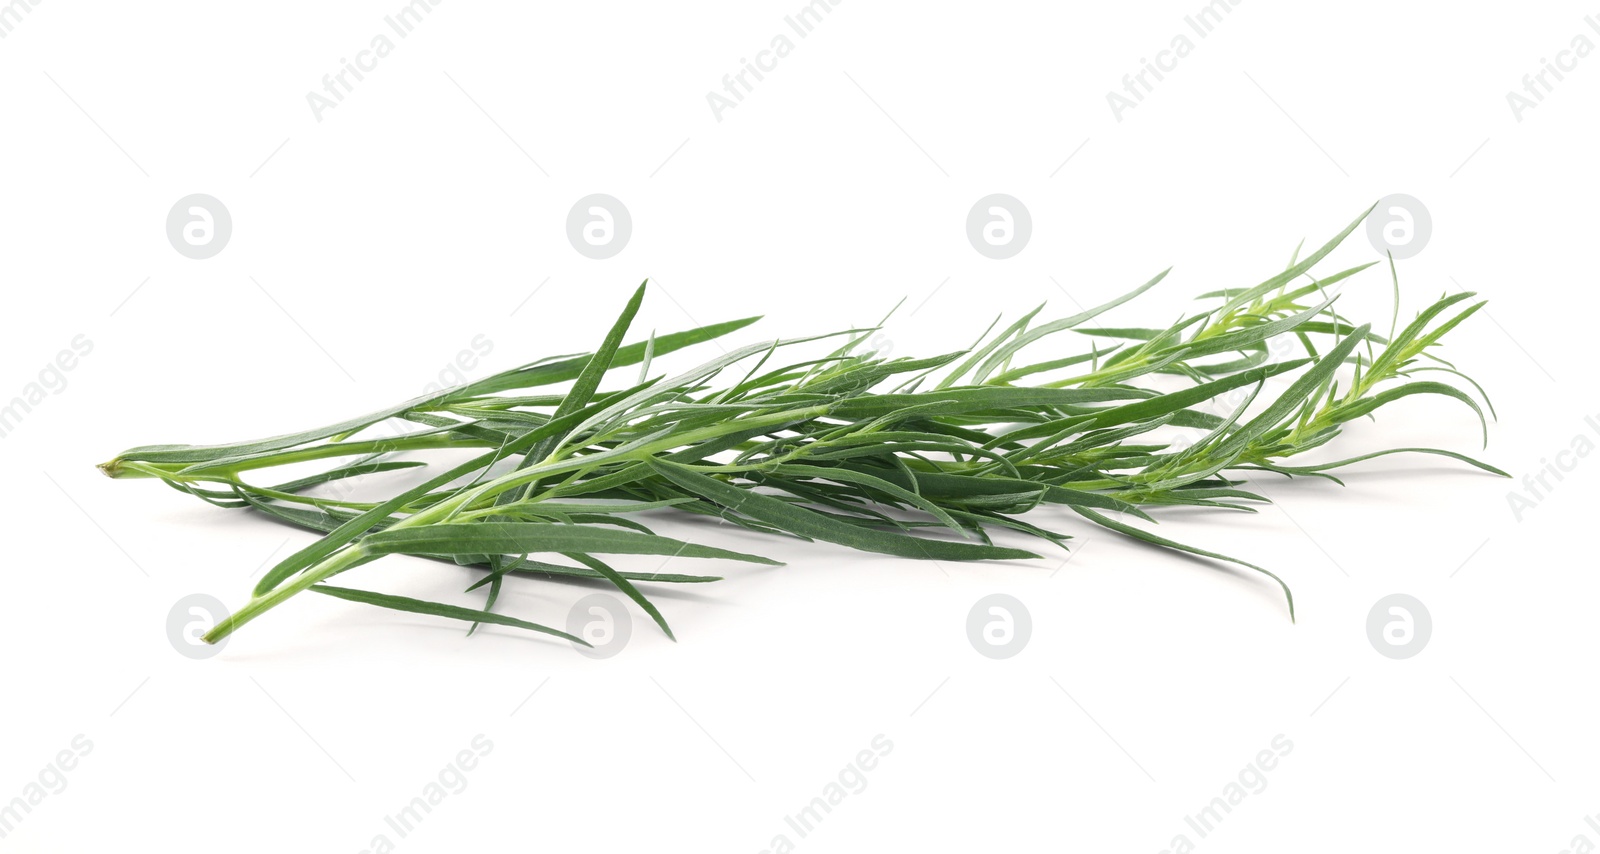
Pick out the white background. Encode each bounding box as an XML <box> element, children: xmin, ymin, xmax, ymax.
<box><xmin>2</xmin><ymin>1</ymin><xmax>1596</xmax><ymax>851</ymax></box>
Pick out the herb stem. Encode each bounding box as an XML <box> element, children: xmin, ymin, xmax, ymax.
<box><xmin>202</xmin><ymin>545</ymin><xmax>374</xmax><ymax>644</ymax></box>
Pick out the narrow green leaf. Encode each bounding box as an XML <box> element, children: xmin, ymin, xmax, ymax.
<box><xmin>649</xmin><ymin>460</ymin><xmax>1040</xmax><ymax>562</ymax></box>
<box><xmin>363</xmin><ymin>521</ymin><xmax>782</xmax><ymax>565</ymax></box>
<box><xmin>312</xmin><ymin>584</ymin><xmax>587</xmax><ymax>645</ymax></box>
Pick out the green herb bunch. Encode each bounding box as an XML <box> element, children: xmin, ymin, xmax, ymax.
<box><xmin>100</xmin><ymin>207</ymin><xmax>1504</xmax><ymax>647</ymax></box>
